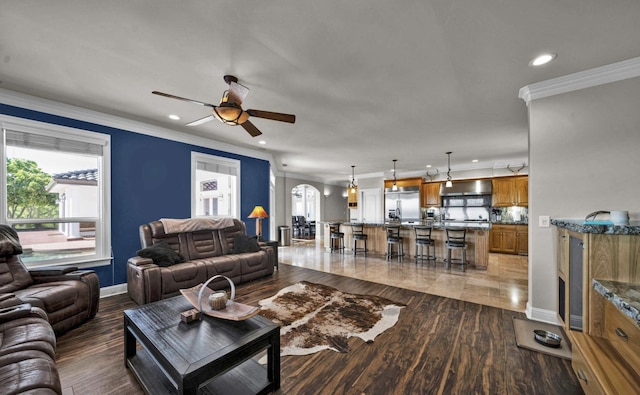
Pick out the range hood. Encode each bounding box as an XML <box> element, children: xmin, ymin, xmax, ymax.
<box><xmin>440</xmin><ymin>179</ymin><xmax>492</xmax><ymax>196</ymax></box>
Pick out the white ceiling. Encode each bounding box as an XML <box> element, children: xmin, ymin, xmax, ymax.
<box><xmin>2</xmin><ymin>1</ymin><xmax>639</xmax><ymax>184</ymax></box>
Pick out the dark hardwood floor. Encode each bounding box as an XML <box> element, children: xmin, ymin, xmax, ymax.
<box><xmin>56</xmin><ymin>264</ymin><xmax>582</xmax><ymax>394</ymax></box>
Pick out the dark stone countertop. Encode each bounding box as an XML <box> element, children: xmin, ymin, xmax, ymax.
<box><xmin>551</xmin><ymin>219</ymin><xmax>640</xmax><ymax>235</ymax></box>
<box><xmin>592</xmin><ymin>279</ymin><xmax>640</xmax><ymax>328</ymax></box>
<box><xmin>338</xmin><ymin>220</ymin><xmax>491</xmax><ymax>230</ymax></box>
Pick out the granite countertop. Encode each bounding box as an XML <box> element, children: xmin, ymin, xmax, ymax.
<box><xmin>592</xmin><ymin>279</ymin><xmax>640</xmax><ymax>328</ymax></box>
<box><xmin>491</xmin><ymin>221</ymin><xmax>528</xmax><ymax>225</ymax></box>
<box><xmin>340</xmin><ymin>220</ymin><xmax>491</xmax><ymax>230</ymax></box>
<box><xmin>551</xmin><ymin>219</ymin><xmax>640</xmax><ymax>235</ymax></box>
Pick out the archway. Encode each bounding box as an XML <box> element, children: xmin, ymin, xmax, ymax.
<box><xmin>291</xmin><ymin>184</ymin><xmax>320</xmax><ymax>240</ymax></box>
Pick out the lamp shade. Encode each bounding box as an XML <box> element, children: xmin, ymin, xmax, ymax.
<box><xmin>248</xmin><ymin>205</ymin><xmax>269</xmax><ymax>218</ymax></box>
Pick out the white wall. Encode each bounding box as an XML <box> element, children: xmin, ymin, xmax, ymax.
<box><xmin>527</xmin><ymin>76</ymin><xmax>640</xmax><ymax>322</ymax></box>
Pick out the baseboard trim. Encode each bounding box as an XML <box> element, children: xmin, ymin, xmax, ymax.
<box><xmin>100</xmin><ymin>284</ymin><xmax>127</xmax><ymax>298</ymax></box>
<box><xmin>526</xmin><ymin>302</ymin><xmax>560</xmax><ymax>325</ymax></box>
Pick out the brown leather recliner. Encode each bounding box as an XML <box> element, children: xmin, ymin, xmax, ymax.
<box><xmin>0</xmin><ymin>225</ymin><xmax>100</xmax><ymax>335</ymax></box>
<box><xmin>0</xmin><ymin>294</ymin><xmax>61</xmax><ymax>394</ymax></box>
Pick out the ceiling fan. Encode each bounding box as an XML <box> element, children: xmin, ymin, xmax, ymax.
<box><xmin>152</xmin><ymin>75</ymin><xmax>296</xmax><ymax>137</ymax></box>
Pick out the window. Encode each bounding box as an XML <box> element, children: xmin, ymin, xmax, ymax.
<box><xmin>1</xmin><ymin>117</ymin><xmax>111</xmax><ymax>268</ymax></box>
<box><xmin>191</xmin><ymin>152</ymin><xmax>240</xmax><ymax>218</ymax></box>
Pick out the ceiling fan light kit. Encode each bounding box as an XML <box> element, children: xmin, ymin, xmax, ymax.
<box><xmin>152</xmin><ymin>75</ymin><xmax>295</xmax><ymax>138</ymax></box>
<box><xmin>213</xmin><ymin>103</ymin><xmax>249</xmax><ymax>125</ymax></box>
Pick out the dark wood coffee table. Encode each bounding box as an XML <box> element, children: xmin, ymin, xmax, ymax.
<box><xmin>124</xmin><ymin>295</ymin><xmax>280</xmax><ymax>395</ymax></box>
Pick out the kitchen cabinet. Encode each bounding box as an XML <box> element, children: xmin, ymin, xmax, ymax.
<box><xmin>421</xmin><ymin>182</ymin><xmax>441</xmax><ymax>207</ymax></box>
<box><xmin>553</xmin><ymin>222</ymin><xmax>640</xmax><ymax>394</ymax></box>
<box><xmin>384</xmin><ymin>177</ymin><xmax>422</xmax><ymax>190</ymax></box>
<box><xmin>515</xmin><ymin>225</ymin><xmax>528</xmax><ymax>255</ymax></box>
<box><xmin>514</xmin><ymin>176</ymin><xmax>528</xmax><ymax>206</ymax></box>
<box><xmin>489</xmin><ymin>224</ymin><xmax>516</xmax><ymax>254</ymax></box>
<box><xmin>491</xmin><ymin>176</ymin><xmax>528</xmax><ymax>207</ymax></box>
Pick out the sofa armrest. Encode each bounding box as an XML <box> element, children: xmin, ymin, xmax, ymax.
<box><xmin>128</xmin><ymin>256</ymin><xmax>154</xmax><ymax>266</ymax></box>
<box><xmin>0</xmin><ymin>303</ymin><xmax>32</xmax><ymax>324</ymax></box>
<box><xmin>28</xmin><ymin>265</ymin><xmax>78</xmax><ymax>276</ymax></box>
<box><xmin>127</xmin><ymin>258</ymin><xmax>161</xmax><ymax>304</ymax></box>
<box><xmin>29</xmin><ymin>269</ymin><xmax>100</xmax><ymax>320</ymax></box>
<box><xmin>30</xmin><ymin>268</ymin><xmax>95</xmax><ymax>284</ymax></box>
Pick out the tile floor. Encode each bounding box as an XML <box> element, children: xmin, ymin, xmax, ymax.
<box><xmin>278</xmin><ymin>239</ymin><xmax>528</xmax><ymax>312</ymax></box>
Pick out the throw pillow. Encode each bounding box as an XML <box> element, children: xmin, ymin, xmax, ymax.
<box><xmin>0</xmin><ymin>225</ymin><xmax>23</xmax><ymax>257</ymax></box>
<box><xmin>137</xmin><ymin>243</ymin><xmax>185</xmax><ymax>267</ymax></box>
<box><xmin>232</xmin><ymin>234</ymin><xmax>260</xmax><ymax>254</ymax></box>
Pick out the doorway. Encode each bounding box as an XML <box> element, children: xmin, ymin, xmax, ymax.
<box><xmin>291</xmin><ymin>184</ymin><xmax>320</xmax><ymax>239</ymax></box>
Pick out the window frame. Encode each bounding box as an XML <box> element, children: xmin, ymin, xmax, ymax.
<box><xmin>1</xmin><ymin>116</ymin><xmax>111</xmax><ymax>268</ymax></box>
<box><xmin>191</xmin><ymin>152</ymin><xmax>240</xmax><ymax>218</ymax></box>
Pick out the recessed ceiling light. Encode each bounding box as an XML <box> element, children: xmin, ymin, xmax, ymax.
<box><xmin>426</xmin><ymin>165</ymin><xmax>431</xmax><ymax>168</ymax></box>
<box><xmin>472</xmin><ymin>159</ymin><xmax>478</xmax><ymax>163</ymax></box>
<box><xmin>168</xmin><ymin>114</ymin><xmax>180</xmax><ymax>120</ymax></box>
<box><xmin>258</xmin><ymin>140</ymin><xmax>266</xmax><ymax>145</ymax></box>
<box><xmin>529</xmin><ymin>53</ymin><xmax>557</xmax><ymax>67</ymax></box>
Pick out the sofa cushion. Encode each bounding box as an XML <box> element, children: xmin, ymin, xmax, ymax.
<box><xmin>232</xmin><ymin>234</ymin><xmax>260</xmax><ymax>254</ymax></box>
<box><xmin>0</xmin><ymin>350</ymin><xmax>61</xmax><ymax>394</ymax></box>
<box><xmin>137</xmin><ymin>243</ymin><xmax>185</xmax><ymax>267</ymax></box>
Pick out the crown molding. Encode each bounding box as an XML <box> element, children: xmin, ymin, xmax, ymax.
<box><xmin>0</xmin><ymin>88</ymin><xmax>275</xmax><ymax>164</ymax></box>
<box><xmin>519</xmin><ymin>56</ymin><xmax>640</xmax><ymax>105</ymax></box>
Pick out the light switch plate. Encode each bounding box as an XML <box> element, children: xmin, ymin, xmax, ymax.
<box><xmin>539</xmin><ymin>216</ymin><xmax>550</xmax><ymax>228</ymax></box>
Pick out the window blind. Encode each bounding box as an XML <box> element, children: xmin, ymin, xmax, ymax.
<box><xmin>4</xmin><ymin>129</ymin><xmax>104</xmax><ymax>156</ymax></box>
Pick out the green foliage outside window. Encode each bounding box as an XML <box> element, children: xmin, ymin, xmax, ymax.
<box><xmin>6</xmin><ymin>158</ymin><xmax>58</xmax><ymax>225</ymax></box>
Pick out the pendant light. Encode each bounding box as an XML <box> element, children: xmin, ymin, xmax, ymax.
<box><xmin>349</xmin><ymin>165</ymin><xmax>357</xmax><ymax>193</ymax></box>
<box><xmin>445</xmin><ymin>152</ymin><xmax>453</xmax><ymax>187</ymax></box>
<box><xmin>392</xmin><ymin>159</ymin><xmax>398</xmax><ymax>191</ymax></box>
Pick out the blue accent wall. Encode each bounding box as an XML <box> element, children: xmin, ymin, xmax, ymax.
<box><xmin>1</xmin><ymin>103</ymin><xmax>270</xmax><ymax>288</ymax></box>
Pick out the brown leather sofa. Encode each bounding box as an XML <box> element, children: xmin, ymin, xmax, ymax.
<box><xmin>127</xmin><ymin>218</ymin><xmax>275</xmax><ymax>305</ymax></box>
<box><xmin>0</xmin><ymin>225</ymin><xmax>100</xmax><ymax>335</ymax></box>
<box><xmin>0</xmin><ymin>294</ymin><xmax>61</xmax><ymax>394</ymax></box>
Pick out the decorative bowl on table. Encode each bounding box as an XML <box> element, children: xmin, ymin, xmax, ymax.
<box><xmin>533</xmin><ymin>329</ymin><xmax>562</xmax><ymax>348</ymax></box>
<box><xmin>180</xmin><ymin>275</ymin><xmax>259</xmax><ymax>321</ymax></box>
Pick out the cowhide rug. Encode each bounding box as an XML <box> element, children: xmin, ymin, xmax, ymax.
<box><xmin>258</xmin><ymin>281</ymin><xmax>405</xmax><ymax>357</ymax></box>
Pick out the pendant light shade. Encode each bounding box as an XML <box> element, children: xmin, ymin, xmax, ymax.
<box><xmin>445</xmin><ymin>152</ymin><xmax>453</xmax><ymax>187</ymax></box>
<box><xmin>349</xmin><ymin>165</ymin><xmax>357</xmax><ymax>193</ymax></box>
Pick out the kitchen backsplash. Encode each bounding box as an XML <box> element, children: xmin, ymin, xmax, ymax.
<box><xmin>491</xmin><ymin>206</ymin><xmax>528</xmax><ymax>223</ymax></box>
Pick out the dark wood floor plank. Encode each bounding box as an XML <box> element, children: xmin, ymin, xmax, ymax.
<box><xmin>55</xmin><ymin>264</ymin><xmax>582</xmax><ymax>394</ymax></box>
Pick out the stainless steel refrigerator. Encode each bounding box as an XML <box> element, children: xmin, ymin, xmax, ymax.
<box><xmin>385</xmin><ymin>186</ymin><xmax>420</xmax><ymax>222</ymax></box>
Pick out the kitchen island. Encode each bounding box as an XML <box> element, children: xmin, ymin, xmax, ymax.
<box><xmin>334</xmin><ymin>221</ymin><xmax>491</xmax><ymax>270</ymax></box>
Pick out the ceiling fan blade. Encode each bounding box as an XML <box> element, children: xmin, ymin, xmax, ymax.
<box><xmin>152</xmin><ymin>91</ymin><xmax>216</xmax><ymax>108</ymax></box>
<box><xmin>246</xmin><ymin>109</ymin><xmax>296</xmax><ymax>124</ymax></box>
<box><xmin>227</xmin><ymin>81</ymin><xmax>250</xmax><ymax>105</ymax></box>
<box><xmin>186</xmin><ymin>115</ymin><xmax>215</xmax><ymax>126</ymax></box>
<box><xmin>241</xmin><ymin>120</ymin><xmax>262</xmax><ymax>137</ymax></box>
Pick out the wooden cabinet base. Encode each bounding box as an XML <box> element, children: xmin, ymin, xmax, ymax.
<box><xmin>570</xmin><ymin>330</ymin><xmax>640</xmax><ymax>394</ymax></box>
<box><xmin>340</xmin><ymin>224</ymin><xmax>489</xmax><ymax>270</ymax></box>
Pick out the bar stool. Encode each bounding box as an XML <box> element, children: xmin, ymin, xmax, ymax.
<box><xmin>330</xmin><ymin>224</ymin><xmax>344</xmax><ymax>253</ymax></box>
<box><xmin>385</xmin><ymin>225</ymin><xmax>404</xmax><ymax>262</ymax></box>
<box><xmin>414</xmin><ymin>226</ymin><xmax>436</xmax><ymax>264</ymax></box>
<box><xmin>445</xmin><ymin>228</ymin><xmax>468</xmax><ymax>271</ymax></box>
<box><xmin>350</xmin><ymin>223</ymin><xmax>368</xmax><ymax>256</ymax></box>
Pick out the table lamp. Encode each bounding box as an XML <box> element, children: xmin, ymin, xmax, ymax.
<box><xmin>248</xmin><ymin>205</ymin><xmax>268</xmax><ymax>240</ymax></box>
